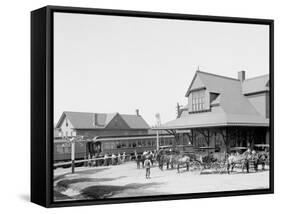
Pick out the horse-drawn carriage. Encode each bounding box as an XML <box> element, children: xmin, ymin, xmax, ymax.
<box><xmin>192</xmin><ymin>146</ymin><xmax>269</xmax><ymax>174</ymax></box>
<box><xmin>156</xmin><ymin>146</ymin><xmax>226</xmax><ymax>174</ymax></box>
<box><xmin>156</xmin><ymin>146</ymin><xmax>202</xmax><ymax>173</ymax></box>
<box><xmin>154</xmin><ymin>144</ymin><xmax>269</xmax><ymax>174</ymax></box>
<box><xmin>182</xmin><ymin>146</ymin><xmax>234</xmax><ymax>174</ymax></box>
<box><xmin>225</xmin><ymin>146</ymin><xmax>269</xmax><ymax>173</ymax></box>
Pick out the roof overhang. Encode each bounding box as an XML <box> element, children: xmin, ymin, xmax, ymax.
<box><xmin>153</xmin><ymin>122</ymin><xmax>269</xmax><ymax>131</ymax></box>
<box><xmin>153</xmin><ymin>112</ymin><xmax>269</xmax><ymax>131</ymax></box>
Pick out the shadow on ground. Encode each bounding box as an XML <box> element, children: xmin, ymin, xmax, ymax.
<box><xmin>54</xmin><ymin>180</ymin><xmax>164</xmax><ymax>201</ymax></box>
<box><xmin>80</xmin><ymin>182</ymin><xmax>164</xmax><ymax>199</ymax></box>
<box><xmin>56</xmin><ymin>176</ymin><xmax>127</xmax><ymax>189</ymax></box>
<box><xmin>54</xmin><ymin>167</ymin><xmax>109</xmax><ymax>182</ymax></box>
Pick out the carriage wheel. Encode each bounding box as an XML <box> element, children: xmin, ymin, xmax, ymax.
<box><xmin>189</xmin><ymin>161</ymin><xmax>202</xmax><ymax>174</ymax></box>
<box><xmin>210</xmin><ymin>162</ymin><xmax>220</xmax><ymax>173</ymax></box>
<box><xmin>211</xmin><ymin>162</ymin><xmax>225</xmax><ymax>174</ymax></box>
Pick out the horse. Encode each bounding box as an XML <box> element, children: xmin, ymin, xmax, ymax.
<box><xmin>161</xmin><ymin>154</ymin><xmax>174</xmax><ymax>170</ymax></box>
<box><xmin>174</xmin><ymin>155</ymin><xmax>190</xmax><ymax>173</ymax></box>
<box><xmin>226</xmin><ymin>151</ymin><xmax>252</xmax><ymax>174</ymax></box>
<box><xmin>155</xmin><ymin>151</ymin><xmax>176</xmax><ymax>170</ymax></box>
<box><xmin>257</xmin><ymin>152</ymin><xmax>268</xmax><ymax>170</ymax></box>
<box><xmin>251</xmin><ymin>151</ymin><xmax>268</xmax><ymax>172</ymax></box>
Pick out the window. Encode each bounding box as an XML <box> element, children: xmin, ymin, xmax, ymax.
<box><xmin>64</xmin><ymin>147</ymin><xmax>70</xmax><ymax>153</ymax></box>
<box><xmin>111</xmin><ymin>143</ymin><xmax>115</xmax><ymax>150</ymax></box>
<box><xmin>192</xmin><ymin>90</ymin><xmax>205</xmax><ymax>111</ymax></box>
<box><xmin>116</xmin><ymin>142</ymin><xmax>121</xmax><ymax>149</ymax></box>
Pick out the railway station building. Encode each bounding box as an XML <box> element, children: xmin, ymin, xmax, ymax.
<box><xmin>156</xmin><ymin>70</ymin><xmax>270</xmax><ymax>153</ymax></box>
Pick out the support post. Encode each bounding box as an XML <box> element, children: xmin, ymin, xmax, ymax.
<box><xmin>207</xmin><ymin>129</ymin><xmax>210</xmax><ymax>155</ymax></box>
<box><xmin>156</xmin><ymin>130</ymin><xmax>159</xmax><ymax>151</ymax></box>
<box><xmin>71</xmin><ymin>138</ymin><xmax>75</xmax><ymax>173</ymax></box>
<box><xmin>226</xmin><ymin>127</ymin><xmax>229</xmax><ymax>153</ymax></box>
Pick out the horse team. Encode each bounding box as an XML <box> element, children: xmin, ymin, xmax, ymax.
<box><xmin>136</xmin><ymin>148</ymin><xmax>269</xmax><ymax>174</ymax></box>
<box><xmin>226</xmin><ymin>148</ymin><xmax>268</xmax><ymax>174</ymax></box>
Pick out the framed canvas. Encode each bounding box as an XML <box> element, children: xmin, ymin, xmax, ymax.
<box><xmin>31</xmin><ymin>5</ymin><xmax>274</xmax><ymax>208</ymax></box>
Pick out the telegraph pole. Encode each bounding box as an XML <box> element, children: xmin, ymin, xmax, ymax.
<box><xmin>155</xmin><ymin>113</ymin><xmax>161</xmax><ymax>151</ymax></box>
<box><xmin>70</xmin><ymin>137</ymin><xmax>75</xmax><ymax>173</ymax></box>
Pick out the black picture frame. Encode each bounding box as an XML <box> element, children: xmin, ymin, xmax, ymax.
<box><xmin>31</xmin><ymin>5</ymin><xmax>274</xmax><ymax>208</ymax></box>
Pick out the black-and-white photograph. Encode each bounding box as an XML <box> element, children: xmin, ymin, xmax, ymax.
<box><xmin>53</xmin><ymin>12</ymin><xmax>271</xmax><ymax>202</ymax></box>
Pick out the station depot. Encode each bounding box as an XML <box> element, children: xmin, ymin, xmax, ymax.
<box><xmin>154</xmin><ymin>70</ymin><xmax>270</xmax><ymax>154</ymax></box>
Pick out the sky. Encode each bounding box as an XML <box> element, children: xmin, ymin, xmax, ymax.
<box><xmin>54</xmin><ymin>12</ymin><xmax>269</xmax><ymax>126</ymax></box>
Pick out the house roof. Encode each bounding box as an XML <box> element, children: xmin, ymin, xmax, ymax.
<box><xmin>185</xmin><ymin>71</ymin><xmax>239</xmax><ymax>97</ymax></box>
<box><xmin>156</xmin><ymin>111</ymin><xmax>269</xmax><ymax>130</ymax></box>
<box><xmin>158</xmin><ymin>70</ymin><xmax>269</xmax><ymax>130</ymax></box>
<box><xmin>121</xmin><ymin>114</ymin><xmax>151</xmax><ymax>129</ymax></box>
<box><xmin>191</xmin><ymin>71</ymin><xmax>263</xmax><ymax>115</ymax></box>
<box><xmin>242</xmin><ymin>74</ymin><xmax>269</xmax><ymax>95</ymax></box>
<box><xmin>56</xmin><ymin>111</ymin><xmax>150</xmax><ymax>130</ymax></box>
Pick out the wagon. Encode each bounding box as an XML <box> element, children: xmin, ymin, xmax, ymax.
<box><xmin>191</xmin><ymin>146</ymin><xmax>227</xmax><ymax>174</ymax></box>
<box><xmin>254</xmin><ymin>144</ymin><xmax>270</xmax><ymax>167</ymax></box>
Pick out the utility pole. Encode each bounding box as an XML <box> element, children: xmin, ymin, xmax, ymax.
<box><xmin>70</xmin><ymin>137</ymin><xmax>75</xmax><ymax>173</ymax></box>
<box><xmin>155</xmin><ymin>113</ymin><xmax>161</xmax><ymax>151</ymax></box>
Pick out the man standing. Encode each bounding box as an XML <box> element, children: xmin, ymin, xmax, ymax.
<box><xmin>117</xmin><ymin>153</ymin><xmax>121</xmax><ymax>165</ymax></box>
<box><xmin>111</xmin><ymin>153</ymin><xmax>116</xmax><ymax>165</ymax></box>
<box><xmin>144</xmin><ymin>157</ymin><xmax>152</xmax><ymax>179</ymax></box>
<box><xmin>122</xmin><ymin>152</ymin><xmax>126</xmax><ymax>163</ymax></box>
<box><xmin>243</xmin><ymin>148</ymin><xmax>252</xmax><ymax>173</ymax></box>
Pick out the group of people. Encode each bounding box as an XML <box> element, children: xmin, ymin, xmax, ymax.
<box><xmin>87</xmin><ymin>150</ymin><xmax>155</xmax><ymax>179</ymax></box>
<box><xmin>86</xmin><ymin>147</ymin><xmax>267</xmax><ymax>180</ymax></box>
<box><xmin>87</xmin><ymin>152</ymin><xmax>127</xmax><ymax>167</ymax></box>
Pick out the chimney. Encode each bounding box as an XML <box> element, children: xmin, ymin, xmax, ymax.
<box><xmin>238</xmin><ymin>70</ymin><xmax>246</xmax><ymax>82</ymax></box>
<box><xmin>136</xmin><ymin>109</ymin><xmax>140</xmax><ymax>116</ymax></box>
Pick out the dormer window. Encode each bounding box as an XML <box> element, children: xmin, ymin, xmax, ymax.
<box><xmin>191</xmin><ymin>90</ymin><xmax>205</xmax><ymax>111</ymax></box>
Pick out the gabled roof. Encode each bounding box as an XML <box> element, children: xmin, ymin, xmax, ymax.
<box><xmin>159</xmin><ymin>70</ymin><xmax>269</xmax><ymax>130</ymax></box>
<box><xmin>242</xmin><ymin>74</ymin><xmax>269</xmax><ymax>95</ymax></box>
<box><xmin>185</xmin><ymin>70</ymin><xmax>239</xmax><ymax>97</ymax></box>
<box><xmin>121</xmin><ymin>114</ymin><xmax>150</xmax><ymax>129</ymax></box>
<box><xmin>56</xmin><ymin>111</ymin><xmax>150</xmax><ymax>130</ymax></box>
<box><xmin>187</xmin><ymin>71</ymin><xmax>261</xmax><ymax>115</ymax></box>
